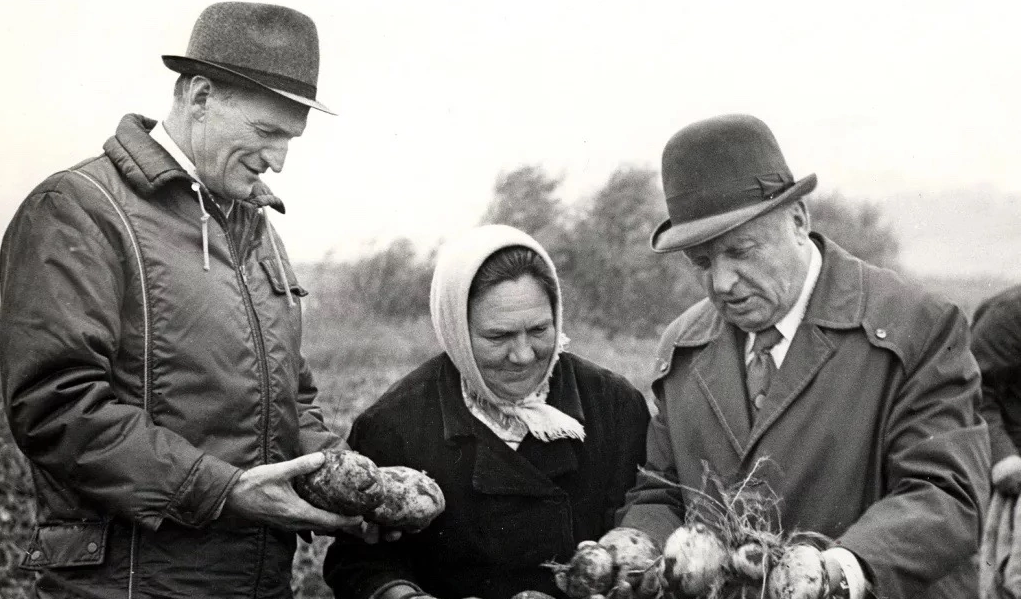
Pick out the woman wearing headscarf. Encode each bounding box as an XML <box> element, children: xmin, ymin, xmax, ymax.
<box><xmin>323</xmin><ymin>225</ymin><xmax>650</xmax><ymax>599</ymax></box>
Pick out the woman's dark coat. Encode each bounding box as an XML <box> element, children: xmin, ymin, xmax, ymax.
<box><xmin>324</xmin><ymin>352</ymin><xmax>650</xmax><ymax>599</ymax></box>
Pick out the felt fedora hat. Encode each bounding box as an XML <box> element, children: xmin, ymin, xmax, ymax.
<box><xmin>650</xmin><ymin>114</ymin><xmax>816</xmax><ymax>253</ymax></box>
<box><xmin>163</xmin><ymin>2</ymin><xmax>333</xmax><ymax>115</ymax></box>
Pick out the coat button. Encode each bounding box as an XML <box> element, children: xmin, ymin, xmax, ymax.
<box><xmin>876</xmin><ymin>328</ymin><xmax>887</xmax><ymax>339</ymax></box>
<box><xmin>87</xmin><ymin>542</ymin><xmax>99</xmax><ymax>553</ymax></box>
<box><xmin>658</xmin><ymin>360</ymin><xmax>668</xmax><ymax>372</ymax></box>
<box><xmin>31</xmin><ymin>550</ymin><xmax>42</xmax><ymax>560</ymax></box>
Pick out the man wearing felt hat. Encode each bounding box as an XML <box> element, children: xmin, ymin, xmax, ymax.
<box><xmin>612</xmin><ymin>115</ymin><xmax>989</xmax><ymax>598</ymax></box>
<box><xmin>0</xmin><ymin>3</ymin><xmax>367</xmax><ymax>597</ymax></box>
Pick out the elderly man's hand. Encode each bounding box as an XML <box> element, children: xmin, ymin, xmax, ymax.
<box><xmin>225</xmin><ymin>452</ymin><xmax>363</xmax><ymax>533</ymax></box>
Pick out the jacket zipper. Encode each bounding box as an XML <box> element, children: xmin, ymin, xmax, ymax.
<box><xmin>209</xmin><ymin>207</ymin><xmax>272</xmax><ymax>596</ymax></box>
<box><xmin>70</xmin><ymin>170</ymin><xmax>152</xmax><ymax>599</ymax></box>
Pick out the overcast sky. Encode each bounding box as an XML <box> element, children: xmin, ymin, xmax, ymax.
<box><xmin>2</xmin><ymin>1</ymin><xmax>1019</xmax><ymax>277</ymax></box>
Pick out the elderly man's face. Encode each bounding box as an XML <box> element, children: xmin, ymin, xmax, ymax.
<box><xmin>192</xmin><ymin>86</ymin><xmax>309</xmax><ymax>200</ymax></box>
<box><xmin>683</xmin><ymin>203</ymin><xmax>812</xmax><ymax>332</ymax></box>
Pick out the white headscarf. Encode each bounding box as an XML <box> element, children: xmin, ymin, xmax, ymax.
<box><xmin>430</xmin><ymin>225</ymin><xmax>585</xmax><ymax>444</ymax></box>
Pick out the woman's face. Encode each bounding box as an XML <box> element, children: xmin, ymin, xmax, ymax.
<box><xmin>469</xmin><ymin>275</ymin><xmax>556</xmax><ymax>401</ymax></box>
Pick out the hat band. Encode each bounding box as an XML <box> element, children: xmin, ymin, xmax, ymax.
<box><xmin>207</xmin><ymin>60</ymin><xmax>317</xmax><ymax>101</ymax></box>
<box><xmin>666</xmin><ymin>172</ymin><xmax>793</xmax><ymax>224</ymax></box>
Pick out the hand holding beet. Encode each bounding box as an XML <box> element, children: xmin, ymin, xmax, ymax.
<box><xmin>294</xmin><ymin>448</ymin><xmax>445</xmax><ymax>532</ymax></box>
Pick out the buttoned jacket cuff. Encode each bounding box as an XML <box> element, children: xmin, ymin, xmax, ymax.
<box><xmin>164</xmin><ymin>453</ymin><xmax>244</xmax><ymax>528</ymax></box>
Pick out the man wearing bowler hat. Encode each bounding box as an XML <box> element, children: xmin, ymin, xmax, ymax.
<box><xmin>615</xmin><ymin>115</ymin><xmax>989</xmax><ymax>598</ymax></box>
<box><xmin>0</xmin><ymin>3</ymin><xmax>365</xmax><ymax>597</ymax></box>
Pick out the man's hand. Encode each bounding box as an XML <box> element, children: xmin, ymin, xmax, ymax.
<box><xmin>225</xmin><ymin>452</ymin><xmax>363</xmax><ymax>533</ymax></box>
<box><xmin>993</xmin><ymin>455</ymin><xmax>1021</xmax><ymax>495</ymax></box>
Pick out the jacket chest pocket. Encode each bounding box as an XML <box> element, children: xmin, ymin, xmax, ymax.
<box><xmin>259</xmin><ymin>258</ymin><xmax>308</xmax><ymax>299</ymax></box>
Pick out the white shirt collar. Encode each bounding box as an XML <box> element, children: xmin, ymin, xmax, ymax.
<box><xmin>150</xmin><ymin>121</ymin><xmax>235</xmax><ymax>216</ymax></box>
<box><xmin>746</xmin><ymin>240</ymin><xmax>822</xmax><ymax>366</ymax></box>
<box><xmin>774</xmin><ymin>240</ymin><xmax>822</xmax><ymax>342</ymax></box>
<box><xmin>149</xmin><ymin>121</ymin><xmax>198</xmax><ymax>180</ymax></box>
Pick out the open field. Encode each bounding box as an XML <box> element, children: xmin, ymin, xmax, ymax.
<box><xmin>1</xmin><ymin>272</ymin><xmax>1017</xmax><ymax>597</ymax></box>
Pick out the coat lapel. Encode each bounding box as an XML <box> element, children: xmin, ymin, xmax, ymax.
<box><xmin>742</xmin><ymin>235</ymin><xmax>864</xmax><ymax>457</ymax></box>
<box><xmin>691</xmin><ymin>324</ymin><xmax>752</xmax><ymax>455</ymax></box>
<box><xmin>744</xmin><ymin>323</ymin><xmax>836</xmax><ymax>458</ymax></box>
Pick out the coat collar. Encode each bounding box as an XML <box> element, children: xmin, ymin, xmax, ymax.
<box><xmin>437</xmin><ymin>354</ymin><xmax>581</xmax><ymax>497</ymax></box>
<box><xmin>667</xmin><ymin>233</ymin><xmax>865</xmax><ymax>350</ymax></box>
<box><xmin>655</xmin><ymin>234</ymin><xmax>866</xmax><ymax>457</ymax></box>
<box><xmin>439</xmin><ymin>353</ymin><xmax>585</xmax><ymax>442</ymax></box>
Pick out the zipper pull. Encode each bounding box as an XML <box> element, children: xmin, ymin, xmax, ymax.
<box><xmin>240</xmin><ymin>265</ymin><xmax>249</xmax><ymax>287</ymax></box>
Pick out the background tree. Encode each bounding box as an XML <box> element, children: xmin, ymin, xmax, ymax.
<box><xmin>808</xmin><ymin>191</ymin><xmax>901</xmax><ymax>270</ymax></box>
<box><xmin>562</xmin><ymin>166</ymin><xmax>704</xmax><ymax>338</ymax></box>
<box><xmin>346</xmin><ymin>238</ymin><xmax>433</xmax><ymax>320</ymax></box>
<box><xmin>479</xmin><ymin>165</ymin><xmax>572</xmax><ymax>263</ymax></box>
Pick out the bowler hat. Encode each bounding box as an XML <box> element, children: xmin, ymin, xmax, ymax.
<box><xmin>163</xmin><ymin>2</ymin><xmax>333</xmax><ymax>114</ymax></box>
<box><xmin>650</xmin><ymin>114</ymin><xmax>816</xmax><ymax>252</ymax></box>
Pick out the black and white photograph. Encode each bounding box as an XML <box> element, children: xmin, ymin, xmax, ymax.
<box><xmin>0</xmin><ymin>2</ymin><xmax>1018</xmax><ymax>598</ymax></box>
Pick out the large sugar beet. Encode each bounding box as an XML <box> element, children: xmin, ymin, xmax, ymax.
<box><xmin>294</xmin><ymin>448</ymin><xmax>386</xmax><ymax>516</ymax></box>
<box><xmin>598</xmin><ymin>527</ymin><xmax>660</xmax><ymax>583</ymax></box>
<box><xmin>369</xmin><ymin>466</ymin><xmax>446</xmax><ymax>531</ymax></box>
<box><xmin>767</xmin><ymin>544</ymin><xmax>826</xmax><ymax>599</ymax></box>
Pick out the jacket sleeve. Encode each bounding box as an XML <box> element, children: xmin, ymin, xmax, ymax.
<box><xmin>971</xmin><ymin>297</ymin><xmax>1021</xmax><ymax>464</ymax></box>
<box><xmin>603</xmin><ymin>381</ymin><xmax>651</xmax><ymax>530</ymax></box>
<box><xmin>616</xmin><ymin>374</ymin><xmax>687</xmax><ymax>546</ymax></box>
<box><xmin>0</xmin><ymin>189</ymin><xmax>241</xmax><ymax>531</ymax></box>
<box><xmin>838</xmin><ymin>303</ymin><xmax>990</xmax><ymax>597</ymax></box>
<box><xmin>323</xmin><ymin>409</ymin><xmax>421</xmax><ymax>599</ymax></box>
<box><xmin>295</xmin><ymin>354</ymin><xmax>346</xmax><ymax>454</ymax></box>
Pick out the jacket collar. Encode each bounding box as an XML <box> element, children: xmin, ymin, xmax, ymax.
<box><xmin>438</xmin><ymin>354</ymin><xmax>581</xmax><ymax>497</ymax></box>
<box><xmin>103</xmin><ymin>114</ymin><xmax>194</xmax><ymax>198</ymax></box>
<box><xmin>102</xmin><ymin>113</ymin><xmax>287</xmax><ymax>214</ymax></box>
<box><xmin>669</xmin><ymin>233</ymin><xmax>864</xmax><ymax>349</ymax></box>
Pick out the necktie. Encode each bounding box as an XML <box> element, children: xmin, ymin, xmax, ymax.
<box><xmin>746</xmin><ymin>326</ymin><xmax>784</xmax><ymax>412</ymax></box>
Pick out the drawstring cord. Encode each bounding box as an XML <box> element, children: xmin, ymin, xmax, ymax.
<box><xmin>192</xmin><ymin>184</ymin><xmax>294</xmax><ymax>308</ymax></box>
<box><xmin>192</xmin><ymin>182</ymin><xmax>211</xmax><ymax>271</ymax></box>
<box><xmin>263</xmin><ymin>207</ymin><xmax>295</xmax><ymax>308</ymax></box>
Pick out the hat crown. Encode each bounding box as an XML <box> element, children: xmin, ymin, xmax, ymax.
<box><xmin>649</xmin><ymin>114</ymin><xmax>817</xmax><ymax>253</ymax></box>
<box><xmin>662</xmin><ymin>114</ymin><xmax>792</xmax><ymax>201</ymax></box>
<box><xmin>184</xmin><ymin>2</ymin><xmax>319</xmax><ymax>94</ymax></box>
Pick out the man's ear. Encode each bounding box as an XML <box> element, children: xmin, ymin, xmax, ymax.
<box><xmin>791</xmin><ymin>200</ymin><xmax>811</xmax><ymax>243</ymax></box>
<box><xmin>186</xmin><ymin>76</ymin><xmax>215</xmax><ymax>122</ymax></box>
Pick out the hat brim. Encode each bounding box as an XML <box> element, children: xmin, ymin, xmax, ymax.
<box><xmin>162</xmin><ymin>55</ymin><xmax>335</xmax><ymax>115</ymax></box>
<box><xmin>650</xmin><ymin>173</ymin><xmax>817</xmax><ymax>253</ymax></box>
